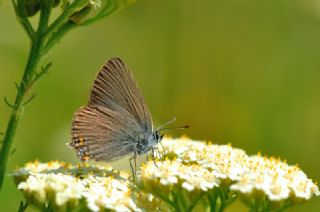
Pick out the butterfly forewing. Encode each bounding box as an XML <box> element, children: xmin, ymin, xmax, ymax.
<box><xmin>89</xmin><ymin>58</ymin><xmax>152</xmax><ymax>133</ymax></box>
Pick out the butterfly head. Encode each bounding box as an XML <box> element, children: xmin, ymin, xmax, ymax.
<box><xmin>146</xmin><ymin>117</ymin><xmax>189</xmax><ymax>149</ymax></box>
<box><xmin>145</xmin><ymin>131</ymin><xmax>163</xmax><ymax>149</ymax></box>
<box><xmin>153</xmin><ymin>131</ymin><xmax>164</xmax><ymax>143</ymax></box>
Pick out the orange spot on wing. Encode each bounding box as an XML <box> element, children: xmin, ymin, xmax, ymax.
<box><xmin>79</xmin><ymin>137</ymin><xmax>85</xmax><ymax>145</ymax></box>
<box><xmin>81</xmin><ymin>155</ymin><xmax>90</xmax><ymax>161</ymax></box>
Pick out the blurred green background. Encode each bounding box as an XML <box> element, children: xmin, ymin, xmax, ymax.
<box><xmin>1</xmin><ymin>0</ymin><xmax>320</xmax><ymax>211</ymax></box>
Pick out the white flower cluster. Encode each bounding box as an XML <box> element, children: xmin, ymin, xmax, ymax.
<box><xmin>231</xmin><ymin>155</ymin><xmax>320</xmax><ymax>201</ymax></box>
<box><xmin>141</xmin><ymin>160</ymin><xmax>219</xmax><ymax>192</ymax></box>
<box><xmin>14</xmin><ymin>138</ymin><xmax>319</xmax><ymax>211</ymax></box>
<box><xmin>147</xmin><ymin>137</ymin><xmax>320</xmax><ymax>201</ymax></box>
<box><xmin>80</xmin><ymin>175</ymin><xmax>139</xmax><ymax>212</ymax></box>
<box><xmin>15</xmin><ymin>160</ymin><xmax>68</xmax><ymax>175</ymax></box>
<box><xmin>15</xmin><ymin>162</ymin><xmax>140</xmax><ymax>212</ymax></box>
<box><xmin>18</xmin><ymin>173</ymin><xmax>84</xmax><ymax>206</ymax></box>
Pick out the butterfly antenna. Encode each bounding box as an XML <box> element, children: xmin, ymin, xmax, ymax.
<box><xmin>155</xmin><ymin>117</ymin><xmax>177</xmax><ymax>131</ymax></box>
<box><xmin>157</xmin><ymin>125</ymin><xmax>190</xmax><ymax>132</ymax></box>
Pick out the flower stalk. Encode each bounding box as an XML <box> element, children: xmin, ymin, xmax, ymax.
<box><xmin>0</xmin><ymin>0</ymin><xmax>135</xmax><ymax>189</ymax></box>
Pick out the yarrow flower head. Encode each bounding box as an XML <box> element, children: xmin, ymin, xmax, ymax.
<box><xmin>141</xmin><ymin>160</ymin><xmax>219</xmax><ymax>192</ymax></box>
<box><xmin>139</xmin><ymin>137</ymin><xmax>319</xmax><ymax>211</ymax></box>
<box><xmin>14</xmin><ymin>161</ymin><xmax>140</xmax><ymax>211</ymax></box>
<box><xmin>230</xmin><ymin>155</ymin><xmax>320</xmax><ymax>201</ymax></box>
<box><xmin>13</xmin><ymin>138</ymin><xmax>319</xmax><ymax>212</ymax></box>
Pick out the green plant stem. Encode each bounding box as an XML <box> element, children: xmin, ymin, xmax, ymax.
<box><xmin>12</xmin><ymin>0</ymin><xmax>35</xmax><ymax>41</ymax></box>
<box><xmin>43</xmin><ymin>0</ymin><xmax>87</xmax><ymax>40</ymax></box>
<box><xmin>42</xmin><ymin>22</ymin><xmax>76</xmax><ymax>56</ymax></box>
<box><xmin>0</xmin><ymin>0</ymin><xmax>53</xmax><ymax>189</ymax></box>
<box><xmin>0</xmin><ymin>0</ymin><xmax>72</xmax><ymax>190</ymax></box>
<box><xmin>0</xmin><ymin>36</ymin><xmax>43</xmax><ymax>189</ymax></box>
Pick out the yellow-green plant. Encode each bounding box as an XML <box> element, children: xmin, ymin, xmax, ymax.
<box><xmin>0</xmin><ymin>0</ymin><xmax>135</xmax><ymax>189</ymax></box>
<box><xmin>14</xmin><ymin>138</ymin><xmax>319</xmax><ymax>211</ymax></box>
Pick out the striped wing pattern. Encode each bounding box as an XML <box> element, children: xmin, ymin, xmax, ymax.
<box><xmin>70</xmin><ymin>58</ymin><xmax>152</xmax><ymax>161</ymax></box>
<box><xmin>89</xmin><ymin>58</ymin><xmax>152</xmax><ymax>133</ymax></box>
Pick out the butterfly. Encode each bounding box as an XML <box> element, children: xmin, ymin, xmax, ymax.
<box><xmin>69</xmin><ymin>58</ymin><xmax>188</xmax><ymax>176</ymax></box>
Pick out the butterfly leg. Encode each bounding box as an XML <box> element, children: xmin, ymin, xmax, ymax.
<box><xmin>153</xmin><ymin>147</ymin><xmax>163</xmax><ymax>161</ymax></box>
<box><xmin>129</xmin><ymin>152</ymin><xmax>137</xmax><ymax>180</ymax></box>
<box><xmin>151</xmin><ymin>147</ymin><xmax>159</xmax><ymax>167</ymax></box>
<box><xmin>159</xmin><ymin>141</ymin><xmax>166</xmax><ymax>156</ymax></box>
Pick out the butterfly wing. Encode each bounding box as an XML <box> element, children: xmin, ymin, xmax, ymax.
<box><xmin>70</xmin><ymin>105</ymin><xmax>144</xmax><ymax>161</ymax></box>
<box><xmin>89</xmin><ymin>57</ymin><xmax>153</xmax><ymax>133</ymax></box>
<box><xmin>70</xmin><ymin>58</ymin><xmax>153</xmax><ymax>161</ymax></box>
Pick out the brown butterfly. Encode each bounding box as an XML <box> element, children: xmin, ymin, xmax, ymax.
<box><xmin>69</xmin><ymin>58</ymin><xmax>188</xmax><ymax>176</ymax></box>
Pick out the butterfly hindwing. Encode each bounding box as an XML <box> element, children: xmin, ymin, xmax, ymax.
<box><xmin>71</xmin><ymin>105</ymin><xmax>144</xmax><ymax>161</ymax></box>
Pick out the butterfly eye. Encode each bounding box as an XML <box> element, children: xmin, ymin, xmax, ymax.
<box><xmin>154</xmin><ymin>132</ymin><xmax>161</xmax><ymax>141</ymax></box>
